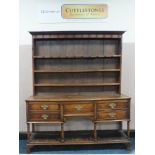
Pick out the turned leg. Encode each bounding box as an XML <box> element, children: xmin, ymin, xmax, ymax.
<box><xmin>119</xmin><ymin>121</ymin><xmax>122</xmax><ymax>130</ymax></box>
<box><xmin>27</xmin><ymin>123</ymin><xmax>32</xmax><ymax>153</ymax></box>
<box><xmin>61</xmin><ymin>123</ymin><xmax>64</xmax><ymax>142</ymax></box>
<box><xmin>26</xmin><ymin>145</ymin><xmax>30</xmax><ymax>154</ymax></box>
<box><xmin>32</xmin><ymin>123</ymin><xmax>35</xmax><ymax>132</ymax></box>
<box><xmin>26</xmin><ymin>145</ymin><xmax>33</xmax><ymax>154</ymax></box>
<box><xmin>127</xmin><ymin>120</ymin><xmax>130</xmax><ymax>138</ymax></box>
<box><xmin>126</xmin><ymin>120</ymin><xmax>131</xmax><ymax>150</ymax></box>
<box><xmin>93</xmin><ymin>103</ymin><xmax>97</xmax><ymax>141</ymax></box>
<box><xmin>60</xmin><ymin>104</ymin><xmax>64</xmax><ymax>142</ymax></box>
<box><xmin>27</xmin><ymin>123</ymin><xmax>31</xmax><ymax>141</ymax></box>
<box><xmin>94</xmin><ymin>122</ymin><xmax>97</xmax><ymax>141</ymax></box>
<box><xmin>126</xmin><ymin>142</ymin><xmax>131</xmax><ymax>151</ymax></box>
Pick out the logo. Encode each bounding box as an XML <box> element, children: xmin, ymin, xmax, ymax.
<box><xmin>61</xmin><ymin>4</ymin><xmax>108</xmax><ymax>19</ymax></box>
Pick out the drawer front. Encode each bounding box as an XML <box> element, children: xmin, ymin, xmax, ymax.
<box><xmin>97</xmin><ymin>110</ymin><xmax>129</xmax><ymax>120</ymax></box>
<box><xmin>28</xmin><ymin>102</ymin><xmax>59</xmax><ymax>111</ymax></box>
<box><xmin>64</xmin><ymin>102</ymin><xmax>93</xmax><ymax>114</ymax></box>
<box><xmin>28</xmin><ymin>112</ymin><xmax>60</xmax><ymax>122</ymax></box>
<box><xmin>97</xmin><ymin>100</ymin><xmax>129</xmax><ymax>110</ymax></box>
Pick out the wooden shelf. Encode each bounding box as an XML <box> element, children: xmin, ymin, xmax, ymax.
<box><xmin>28</xmin><ymin>130</ymin><xmax>130</xmax><ymax>145</ymax></box>
<box><xmin>28</xmin><ymin>138</ymin><xmax>129</xmax><ymax>145</ymax></box>
<box><xmin>33</xmin><ymin>55</ymin><xmax>121</xmax><ymax>59</ymax></box>
<box><xmin>34</xmin><ymin>83</ymin><xmax>120</xmax><ymax>87</ymax></box>
<box><xmin>34</xmin><ymin>69</ymin><xmax>121</xmax><ymax>73</ymax></box>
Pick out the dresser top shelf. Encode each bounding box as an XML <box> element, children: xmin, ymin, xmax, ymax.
<box><xmin>30</xmin><ymin>31</ymin><xmax>125</xmax><ymax>39</ymax></box>
<box><xmin>30</xmin><ymin>31</ymin><xmax>125</xmax><ymax>35</ymax></box>
<box><xmin>26</xmin><ymin>93</ymin><xmax>130</xmax><ymax>102</ymax></box>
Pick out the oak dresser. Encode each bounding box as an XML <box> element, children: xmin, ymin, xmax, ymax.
<box><xmin>26</xmin><ymin>31</ymin><xmax>131</xmax><ymax>153</ymax></box>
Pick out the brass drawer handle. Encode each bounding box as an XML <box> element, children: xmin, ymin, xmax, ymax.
<box><xmin>109</xmin><ymin>103</ymin><xmax>116</xmax><ymax>109</ymax></box>
<box><xmin>41</xmin><ymin>104</ymin><xmax>48</xmax><ymax>110</ymax></box>
<box><xmin>75</xmin><ymin>105</ymin><xmax>81</xmax><ymax>111</ymax></box>
<box><xmin>41</xmin><ymin>114</ymin><xmax>48</xmax><ymax>120</ymax></box>
<box><xmin>108</xmin><ymin>113</ymin><xmax>116</xmax><ymax>118</ymax></box>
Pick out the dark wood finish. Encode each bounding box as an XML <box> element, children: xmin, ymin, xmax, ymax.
<box><xmin>26</xmin><ymin>130</ymin><xmax>130</xmax><ymax>146</ymax></box>
<box><xmin>97</xmin><ymin>100</ymin><xmax>129</xmax><ymax>110</ymax></box>
<box><xmin>94</xmin><ymin>122</ymin><xmax>97</xmax><ymax>141</ymax></box>
<box><xmin>127</xmin><ymin>120</ymin><xmax>130</xmax><ymax>137</ymax></box>
<box><xmin>34</xmin><ymin>69</ymin><xmax>121</xmax><ymax>73</ymax></box>
<box><xmin>28</xmin><ymin>112</ymin><xmax>60</xmax><ymax>122</ymax></box>
<box><xmin>28</xmin><ymin>102</ymin><xmax>60</xmax><ymax>111</ymax></box>
<box><xmin>64</xmin><ymin>102</ymin><xmax>94</xmax><ymax>114</ymax></box>
<box><xmin>119</xmin><ymin>121</ymin><xmax>122</xmax><ymax>130</ymax></box>
<box><xmin>61</xmin><ymin>123</ymin><xmax>64</xmax><ymax>142</ymax></box>
<box><xmin>33</xmin><ymin>55</ymin><xmax>121</xmax><ymax>58</ymax></box>
<box><xmin>97</xmin><ymin>110</ymin><xmax>128</xmax><ymax>120</ymax></box>
<box><xmin>20</xmin><ymin>130</ymin><xmax>135</xmax><ymax>140</ymax></box>
<box><xmin>26</xmin><ymin>94</ymin><xmax>130</xmax><ymax>101</ymax></box>
<box><xmin>32</xmin><ymin>124</ymin><xmax>35</xmax><ymax>132</ymax></box>
<box><xmin>34</xmin><ymin>83</ymin><xmax>120</xmax><ymax>87</ymax></box>
<box><xmin>27</xmin><ymin>123</ymin><xmax>30</xmax><ymax>141</ymax></box>
<box><xmin>25</xmin><ymin>31</ymin><xmax>131</xmax><ymax>153</ymax></box>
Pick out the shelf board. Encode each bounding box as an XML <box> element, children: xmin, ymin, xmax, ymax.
<box><xmin>34</xmin><ymin>83</ymin><xmax>120</xmax><ymax>87</ymax></box>
<box><xmin>34</xmin><ymin>69</ymin><xmax>121</xmax><ymax>73</ymax></box>
<box><xmin>28</xmin><ymin>137</ymin><xmax>129</xmax><ymax>145</ymax></box>
<box><xmin>27</xmin><ymin>130</ymin><xmax>130</xmax><ymax>145</ymax></box>
<box><xmin>33</xmin><ymin>55</ymin><xmax>121</xmax><ymax>59</ymax></box>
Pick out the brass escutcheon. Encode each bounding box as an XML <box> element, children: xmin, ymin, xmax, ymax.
<box><xmin>41</xmin><ymin>114</ymin><xmax>48</xmax><ymax>120</ymax></box>
<box><xmin>109</xmin><ymin>103</ymin><xmax>116</xmax><ymax>109</ymax></box>
<box><xmin>108</xmin><ymin>113</ymin><xmax>116</xmax><ymax>118</ymax></box>
<box><xmin>75</xmin><ymin>105</ymin><xmax>82</xmax><ymax>111</ymax></box>
<box><xmin>41</xmin><ymin>104</ymin><xmax>48</xmax><ymax>110</ymax></box>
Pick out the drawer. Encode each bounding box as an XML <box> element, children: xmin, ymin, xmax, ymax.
<box><xmin>28</xmin><ymin>112</ymin><xmax>60</xmax><ymax>122</ymax></box>
<box><xmin>28</xmin><ymin>102</ymin><xmax>60</xmax><ymax>111</ymax></box>
<box><xmin>64</xmin><ymin>102</ymin><xmax>93</xmax><ymax>114</ymax></box>
<box><xmin>97</xmin><ymin>110</ymin><xmax>129</xmax><ymax>120</ymax></box>
<box><xmin>97</xmin><ymin>100</ymin><xmax>129</xmax><ymax>110</ymax></box>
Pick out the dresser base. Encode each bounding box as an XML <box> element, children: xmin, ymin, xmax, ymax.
<box><xmin>26</xmin><ymin>94</ymin><xmax>131</xmax><ymax>153</ymax></box>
